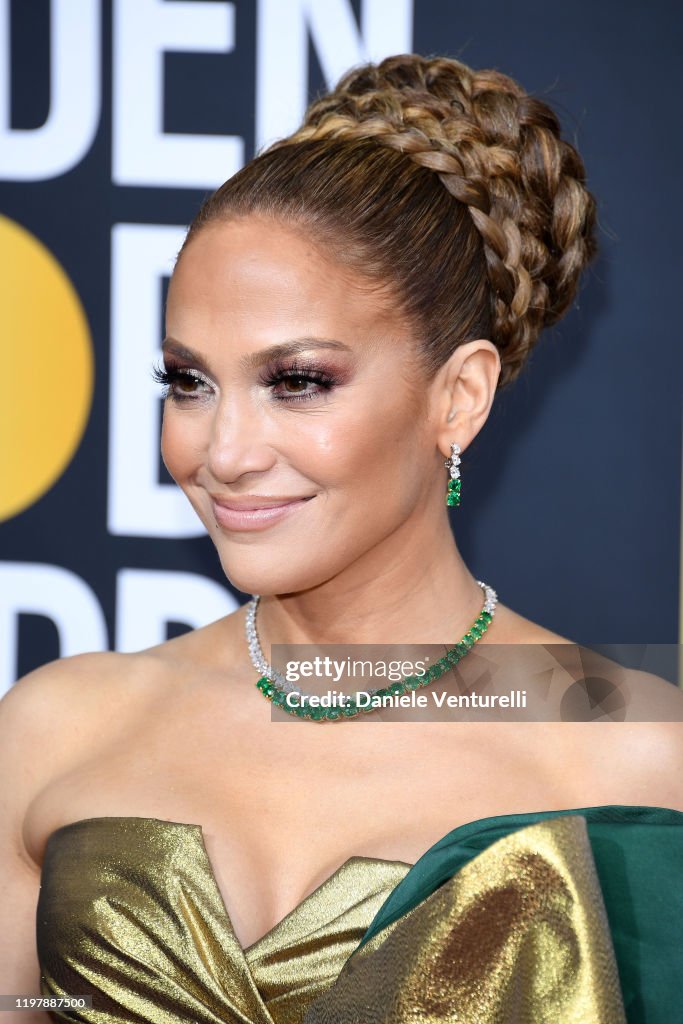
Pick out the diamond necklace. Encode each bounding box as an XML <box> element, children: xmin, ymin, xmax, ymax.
<box><xmin>245</xmin><ymin>580</ymin><xmax>498</xmax><ymax>721</ymax></box>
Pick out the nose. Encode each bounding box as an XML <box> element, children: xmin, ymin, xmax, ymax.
<box><xmin>206</xmin><ymin>391</ymin><xmax>275</xmax><ymax>483</ymax></box>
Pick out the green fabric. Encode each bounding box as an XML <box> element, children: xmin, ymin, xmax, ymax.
<box><xmin>357</xmin><ymin>805</ymin><xmax>683</xmax><ymax>1024</ymax></box>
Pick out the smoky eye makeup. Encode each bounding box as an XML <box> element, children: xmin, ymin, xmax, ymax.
<box><xmin>257</xmin><ymin>357</ymin><xmax>340</xmax><ymax>403</ymax></box>
<box><xmin>150</xmin><ymin>355</ymin><xmax>346</xmax><ymax>405</ymax></box>
<box><xmin>150</xmin><ymin>360</ymin><xmax>214</xmax><ymax>402</ymax></box>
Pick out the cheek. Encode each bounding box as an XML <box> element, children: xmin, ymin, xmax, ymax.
<box><xmin>160</xmin><ymin>408</ymin><xmax>205</xmax><ymax>481</ymax></box>
<box><xmin>301</xmin><ymin>391</ymin><xmax>422</xmax><ymax>491</ymax></box>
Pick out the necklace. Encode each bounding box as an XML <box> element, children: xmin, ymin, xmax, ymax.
<box><xmin>246</xmin><ymin>580</ymin><xmax>498</xmax><ymax>721</ymax></box>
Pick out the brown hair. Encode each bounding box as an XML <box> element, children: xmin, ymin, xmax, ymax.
<box><xmin>182</xmin><ymin>53</ymin><xmax>597</xmax><ymax>390</ymax></box>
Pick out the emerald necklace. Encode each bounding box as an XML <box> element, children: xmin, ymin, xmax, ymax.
<box><xmin>247</xmin><ymin>581</ymin><xmax>497</xmax><ymax>721</ymax></box>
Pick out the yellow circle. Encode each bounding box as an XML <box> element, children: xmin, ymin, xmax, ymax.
<box><xmin>0</xmin><ymin>215</ymin><xmax>93</xmax><ymax>522</ymax></box>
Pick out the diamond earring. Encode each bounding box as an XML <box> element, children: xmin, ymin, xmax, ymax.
<box><xmin>445</xmin><ymin>442</ymin><xmax>461</xmax><ymax>507</ymax></box>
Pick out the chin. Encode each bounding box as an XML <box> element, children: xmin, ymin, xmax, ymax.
<box><xmin>218</xmin><ymin>549</ymin><xmax>339</xmax><ymax>599</ymax></box>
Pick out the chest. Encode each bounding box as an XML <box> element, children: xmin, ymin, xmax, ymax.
<box><xmin>27</xmin><ymin>692</ymin><xmax>586</xmax><ymax>950</ymax></box>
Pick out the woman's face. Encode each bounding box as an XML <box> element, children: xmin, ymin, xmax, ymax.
<box><xmin>162</xmin><ymin>215</ymin><xmax>444</xmax><ymax>595</ymax></box>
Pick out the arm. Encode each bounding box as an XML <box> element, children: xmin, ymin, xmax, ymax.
<box><xmin>0</xmin><ymin>649</ymin><xmax>145</xmax><ymax>1024</ymax></box>
<box><xmin>0</xmin><ymin>652</ymin><xmax>125</xmax><ymax>1024</ymax></box>
<box><xmin>0</xmin><ymin>663</ymin><xmax>61</xmax><ymax>1024</ymax></box>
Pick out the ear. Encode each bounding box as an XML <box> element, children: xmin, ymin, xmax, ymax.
<box><xmin>435</xmin><ymin>340</ymin><xmax>501</xmax><ymax>459</ymax></box>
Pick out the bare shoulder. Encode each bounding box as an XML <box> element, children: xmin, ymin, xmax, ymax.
<box><xmin>621</xmin><ymin>665</ymin><xmax>683</xmax><ymax>717</ymax></box>
<box><xmin>572</xmin><ymin>667</ymin><xmax>683</xmax><ymax>812</ymax></box>
<box><xmin>614</xmin><ymin>668</ymin><xmax>683</xmax><ymax>773</ymax></box>
<box><xmin>0</xmin><ymin>652</ymin><xmax>133</xmax><ymax>865</ymax></box>
<box><xmin>1</xmin><ymin>649</ymin><xmax>135</xmax><ymax>726</ymax></box>
<box><xmin>2</xmin><ymin>603</ymin><xmax>249</xmax><ymax>739</ymax></box>
<box><xmin>0</xmin><ymin>650</ymin><xmax>155</xmax><ymax>785</ymax></box>
<box><xmin>485</xmin><ymin>609</ymin><xmax>683</xmax><ymax>811</ymax></box>
<box><xmin>1</xmin><ymin>602</ymin><xmax>248</xmax><ymax>733</ymax></box>
<box><xmin>565</xmin><ymin>648</ymin><xmax>683</xmax><ymax>723</ymax></box>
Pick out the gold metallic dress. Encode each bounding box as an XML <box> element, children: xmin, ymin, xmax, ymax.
<box><xmin>38</xmin><ymin>806</ymin><xmax>683</xmax><ymax>1023</ymax></box>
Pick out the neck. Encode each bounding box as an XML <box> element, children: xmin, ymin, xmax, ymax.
<box><xmin>255</xmin><ymin>509</ymin><xmax>487</xmax><ymax>647</ymax></box>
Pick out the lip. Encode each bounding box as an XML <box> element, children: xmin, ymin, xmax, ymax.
<box><xmin>211</xmin><ymin>496</ymin><xmax>314</xmax><ymax>532</ymax></box>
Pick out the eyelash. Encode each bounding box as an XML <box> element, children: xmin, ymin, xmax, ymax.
<box><xmin>150</xmin><ymin>359</ymin><xmax>337</xmax><ymax>404</ymax></box>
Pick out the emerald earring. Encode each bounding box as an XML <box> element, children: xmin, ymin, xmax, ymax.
<box><xmin>445</xmin><ymin>442</ymin><xmax>461</xmax><ymax>507</ymax></box>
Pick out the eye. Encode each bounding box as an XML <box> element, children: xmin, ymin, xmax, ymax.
<box><xmin>150</xmin><ymin>360</ymin><xmax>213</xmax><ymax>402</ymax></box>
<box><xmin>280</xmin><ymin>374</ymin><xmax>320</xmax><ymax>396</ymax></box>
<box><xmin>261</xmin><ymin>362</ymin><xmax>336</xmax><ymax>403</ymax></box>
<box><xmin>150</xmin><ymin>358</ymin><xmax>338</xmax><ymax>405</ymax></box>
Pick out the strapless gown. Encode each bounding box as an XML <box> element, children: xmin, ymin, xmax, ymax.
<box><xmin>37</xmin><ymin>805</ymin><xmax>683</xmax><ymax>1023</ymax></box>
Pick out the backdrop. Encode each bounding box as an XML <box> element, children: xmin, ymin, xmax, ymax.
<box><xmin>1</xmin><ymin>0</ymin><xmax>681</xmax><ymax>696</ymax></box>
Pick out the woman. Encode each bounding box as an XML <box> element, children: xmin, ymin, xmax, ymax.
<box><xmin>1</xmin><ymin>53</ymin><xmax>682</xmax><ymax>1024</ymax></box>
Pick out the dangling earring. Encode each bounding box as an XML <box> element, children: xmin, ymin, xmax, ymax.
<box><xmin>445</xmin><ymin>442</ymin><xmax>461</xmax><ymax>507</ymax></box>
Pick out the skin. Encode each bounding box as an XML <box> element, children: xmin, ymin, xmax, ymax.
<box><xmin>160</xmin><ymin>215</ymin><xmax>500</xmax><ymax>641</ymax></box>
<box><xmin>1</xmin><ymin>214</ymin><xmax>682</xmax><ymax>1013</ymax></box>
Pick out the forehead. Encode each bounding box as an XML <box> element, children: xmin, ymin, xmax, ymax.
<box><xmin>166</xmin><ymin>216</ymin><xmax>409</xmax><ymax>347</ymax></box>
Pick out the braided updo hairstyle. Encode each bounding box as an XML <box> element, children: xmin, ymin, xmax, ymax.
<box><xmin>182</xmin><ymin>54</ymin><xmax>597</xmax><ymax>390</ymax></box>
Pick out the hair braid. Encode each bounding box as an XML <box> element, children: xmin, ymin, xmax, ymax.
<box><xmin>263</xmin><ymin>55</ymin><xmax>597</xmax><ymax>386</ymax></box>
<box><xmin>184</xmin><ymin>54</ymin><xmax>597</xmax><ymax>390</ymax></box>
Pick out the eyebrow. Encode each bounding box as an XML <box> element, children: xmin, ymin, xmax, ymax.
<box><xmin>161</xmin><ymin>336</ymin><xmax>353</xmax><ymax>373</ymax></box>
